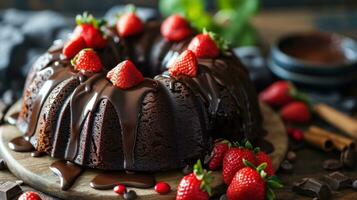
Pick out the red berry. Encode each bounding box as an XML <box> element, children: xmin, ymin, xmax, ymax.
<box><xmin>208</xmin><ymin>140</ymin><xmax>230</xmax><ymax>170</ymax></box>
<box><xmin>113</xmin><ymin>184</ymin><xmax>127</xmax><ymax>195</ymax></box>
<box><xmin>107</xmin><ymin>60</ymin><xmax>144</xmax><ymax>89</ymax></box>
<box><xmin>71</xmin><ymin>48</ymin><xmax>103</xmax><ymax>73</ymax></box>
<box><xmin>280</xmin><ymin>101</ymin><xmax>311</xmax><ymax>124</ymax></box>
<box><xmin>168</xmin><ymin>50</ymin><xmax>198</xmax><ymax>77</ymax></box>
<box><xmin>176</xmin><ymin>160</ymin><xmax>211</xmax><ymax>200</ymax></box>
<box><xmin>62</xmin><ymin>35</ymin><xmax>86</xmax><ymax>58</ymax></box>
<box><xmin>287</xmin><ymin>127</ymin><xmax>304</xmax><ymax>141</ymax></box>
<box><xmin>18</xmin><ymin>191</ymin><xmax>42</xmax><ymax>200</ymax></box>
<box><xmin>259</xmin><ymin>81</ymin><xmax>294</xmax><ymax>107</ymax></box>
<box><xmin>155</xmin><ymin>182</ymin><xmax>171</xmax><ymax>194</ymax></box>
<box><xmin>255</xmin><ymin>151</ymin><xmax>275</xmax><ymax>177</ymax></box>
<box><xmin>227</xmin><ymin>167</ymin><xmax>266</xmax><ymax>200</ymax></box>
<box><xmin>161</xmin><ymin>15</ymin><xmax>192</xmax><ymax>42</ymax></box>
<box><xmin>116</xmin><ymin>13</ymin><xmax>144</xmax><ymax>37</ymax></box>
<box><xmin>188</xmin><ymin>33</ymin><xmax>219</xmax><ymax>58</ymax></box>
<box><xmin>80</xmin><ymin>24</ymin><xmax>107</xmax><ymax>49</ymax></box>
<box><xmin>222</xmin><ymin>147</ymin><xmax>256</xmax><ymax>185</ymax></box>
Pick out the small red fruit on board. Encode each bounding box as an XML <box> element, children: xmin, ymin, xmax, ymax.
<box><xmin>280</xmin><ymin>101</ymin><xmax>311</xmax><ymax>124</ymax></box>
<box><xmin>116</xmin><ymin>11</ymin><xmax>144</xmax><ymax>37</ymax></box>
<box><xmin>208</xmin><ymin>139</ymin><xmax>230</xmax><ymax>170</ymax></box>
<box><xmin>259</xmin><ymin>81</ymin><xmax>294</xmax><ymax>107</ymax></box>
<box><xmin>286</xmin><ymin>127</ymin><xmax>304</xmax><ymax>141</ymax></box>
<box><xmin>222</xmin><ymin>141</ymin><xmax>256</xmax><ymax>185</ymax></box>
<box><xmin>155</xmin><ymin>182</ymin><xmax>171</xmax><ymax>194</ymax></box>
<box><xmin>168</xmin><ymin>50</ymin><xmax>198</xmax><ymax>77</ymax></box>
<box><xmin>107</xmin><ymin>60</ymin><xmax>144</xmax><ymax>89</ymax></box>
<box><xmin>71</xmin><ymin>48</ymin><xmax>103</xmax><ymax>73</ymax></box>
<box><xmin>113</xmin><ymin>184</ymin><xmax>127</xmax><ymax>195</ymax></box>
<box><xmin>18</xmin><ymin>191</ymin><xmax>42</xmax><ymax>200</ymax></box>
<box><xmin>176</xmin><ymin>160</ymin><xmax>212</xmax><ymax>200</ymax></box>
<box><xmin>255</xmin><ymin>150</ymin><xmax>275</xmax><ymax>177</ymax></box>
<box><xmin>161</xmin><ymin>15</ymin><xmax>192</xmax><ymax>42</ymax></box>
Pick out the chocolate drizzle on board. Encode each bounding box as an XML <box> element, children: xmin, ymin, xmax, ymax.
<box><xmin>49</xmin><ymin>160</ymin><xmax>83</xmax><ymax>190</ymax></box>
<box><xmin>90</xmin><ymin>172</ymin><xmax>155</xmax><ymax>190</ymax></box>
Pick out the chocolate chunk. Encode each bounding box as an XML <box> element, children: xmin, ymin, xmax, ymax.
<box><xmin>280</xmin><ymin>160</ymin><xmax>294</xmax><ymax>173</ymax></box>
<box><xmin>0</xmin><ymin>159</ymin><xmax>7</xmax><ymax>170</ymax></box>
<box><xmin>352</xmin><ymin>180</ymin><xmax>357</xmax><ymax>190</ymax></box>
<box><xmin>0</xmin><ymin>181</ymin><xmax>22</xmax><ymax>200</ymax></box>
<box><xmin>292</xmin><ymin>178</ymin><xmax>331</xmax><ymax>200</ymax></box>
<box><xmin>286</xmin><ymin>151</ymin><xmax>296</xmax><ymax>162</ymax></box>
<box><xmin>322</xmin><ymin>172</ymin><xmax>352</xmax><ymax>190</ymax></box>
<box><xmin>15</xmin><ymin>180</ymin><xmax>23</xmax><ymax>186</ymax></box>
<box><xmin>182</xmin><ymin>165</ymin><xmax>193</xmax><ymax>175</ymax></box>
<box><xmin>340</xmin><ymin>148</ymin><xmax>356</xmax><ymax>168</ymax></box>
<box><xmin>124</xmin><ymin>190</ymin><xmax>137</xmax><ymax>200</ymax></box>
<box><xmin>323</xmin><ymin>159</ymin><xmax>343</xmax><ymax>171</ymax></box>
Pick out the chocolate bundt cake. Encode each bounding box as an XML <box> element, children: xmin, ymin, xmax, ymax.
<box><xmin>15</xmin><ymin>12</ymin><xmax>265</xmax><ymax>172</ymax></box>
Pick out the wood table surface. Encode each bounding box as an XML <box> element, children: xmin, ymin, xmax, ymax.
<box><xmin>1</xmin><ymin>9</ymin><xmax>357</xmax><ymax>200</ymax></box>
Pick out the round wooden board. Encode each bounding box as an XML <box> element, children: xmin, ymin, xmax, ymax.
<box><xmin>0</xmin><ymin>102</ymin><xmax>287</xmax><ymax>200</ymax></box>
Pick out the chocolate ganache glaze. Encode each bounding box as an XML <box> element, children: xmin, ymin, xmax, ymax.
<box><xmin>14</xmin><ymin>20</ymin><xmax>264</xmax><ymax>182</ymax></box>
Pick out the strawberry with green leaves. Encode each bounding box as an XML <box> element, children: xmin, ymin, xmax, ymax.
<box><xmin>176</xmin><ymin>160</ymin><xmax>212</xmax><ymax>200</ymax></box>
<box><xmin>169</xmin><ymin>50</ymin><xmax>198</xmax><ymax>77</ymax></box>
<box><xmin>254</xmin><ymin>148</ymin><xmax>275</xmax><ymax>177</ymax></box>
<box><xmin>222</xmin><ymin>141</ymin><xmax>256</xmax><ymax>185</ymax></box>
<box><xmin>208</xmin><ymin>139</ymin><xmax>231</xmax><ymax>171</ymax></box>
<box><xmin>227</xmin><ymin>159</ymin><xmax>283</xmax><ymax>200</ymax></box>
<box><xmin>161</xmin><ymin>15</ymin><xmax>192</xmax><ymax>42</ymax></box>
<box><xmin>187</xmin><ymin>29</ymin><xmax>229</xmax><ymax>59</ymax></box>
<box><xmin>71</xmin><ymin>48</ymin><xmax>103</xmax><ymax>73</ymax></box>
<box><xmin>116</xmin><ymin>7</ymin><xmax>144</xmax><ymax>37</ymax></box>
<box><xmin>107</xmin><ymin>60</ymin><xmax>144</xmax><ymax>89</ymax></box>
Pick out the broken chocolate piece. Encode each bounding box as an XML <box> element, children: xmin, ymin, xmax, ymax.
<box><xmin>286</xmin><ymin>151</ymin><xmax>296</xmax><ymax>162</ymax></box>
<box><xmin>323</xmin><ymin>159</ymin><xmax>343</xmax><ymax>171</ymax></box>
<box><xmin>182</xmin><ymin>165</ymin><xmax>193</xmax><ymax>175</ymax></box>
<box><xmin>292</xmin><ymin>178</ymin><xmax>331</xmax><ymax>200</ymax></box>
<box><xmin>340</xmin><ymin>148</ymin><xmax>356</xmax><ymax>168</ymax></box>
<box><xmin>322</xmin><ymin>171</ymin><xmax>352</xmax><ymax>190</ymax></box>
<box><xmin>280</xmin><ymin>160</ymin><xmax>294</xmax><ymax>173</ymax></box>
<box><xmin>0</xmin><ymin>181</ymin><xmax>22</xmax><ymax>200</ymax></box>
<box><xmin>0</xmin><ymin>159</ymin><xmax>6</xmax><ymax>170</ymax></box>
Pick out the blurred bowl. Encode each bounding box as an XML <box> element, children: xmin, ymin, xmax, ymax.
<box><xmin>268</xmin><ymin>32</ymin><xmax>357</xmax><ymax>88</ymax></box>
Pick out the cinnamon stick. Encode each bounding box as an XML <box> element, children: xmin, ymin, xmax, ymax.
<box><xmin>314</xmin><ymin>104</ymin><xmax>357</xmax><ymax>139</ymax></box>
<box><xmin>304</xmin><ymin>131</ymin><xmax>334</xmax><ymax>151</ymax></box>
<box><xmin>308</xmin><ymin>126</ymin><xmax>355</xmax><ymax>151</ymax></box>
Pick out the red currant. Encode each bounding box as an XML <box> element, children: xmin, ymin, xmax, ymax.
<box><xmin>113</xmin><ymin>184</ymin><xmax>127</xmax><ymax>195</ymax></box>
<box><xmin>154</xmin><ymin>182</ymin><xmax>171</xmax><ymax>194</ymax></box>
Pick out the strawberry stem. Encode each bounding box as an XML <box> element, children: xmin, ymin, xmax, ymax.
<box><xmin>202</xmin><ymin>28</ymin><xmax>229</xmax><ymax>52</ymax></box>
<box><xmin>75</xmin><ymin>12</ymin><xmax>106</xmax><ymax>29</ymax></box>
<box><xmin>193</xmin><ymin>160</ymin><xmax>213</xmax><ymax>196</ymax></box>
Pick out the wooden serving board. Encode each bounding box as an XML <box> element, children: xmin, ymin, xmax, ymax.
<box><xmin>0</xmin><ymin>102</ymin><xmax>287</xmax><ymax>200</ymax></box>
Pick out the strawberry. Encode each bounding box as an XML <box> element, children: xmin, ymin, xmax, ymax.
<box><xmin>176</xmin><ymin>160</ymin><xmax>212</xmax><ymax>200</ymax></box>
<box><xmin>286</xmin><ymin>127</ymin><xmax>304</xmax><ymax>142</ymax></box>
<box><xmin>18</xmin><ymin>191</ymin><xmax>42</xmax><ymax>200</ymax></box>
<box><xmin>116</xmin><ymin>11</ymin><xmax>144</xmax><ymax>37</ymax></box>
<box><xmin>208</xmin><ymin>140</ymin><xmax>230</xmax><ymax>170</ymax></box>
<box><xmin>161</xmin><ymin>15</ymin><xmax>192</xmax><ymax>42</ymax></box>
<box><xmin>280</xmin><ymin>101</ymin><xmax>311</xmax><ymax>124</ymax></box>
<box><xmin>255</xmin><ymin>150</ymin><xmax>275</xmax><ymax>177</ymax></box>
<box><xmin>259</xmin><ymin>81</ymin><xmax>294</xmax><ymax>107</ymax></box>
<box><xmin>73</xmin><ymin>12</ymin><xmax>107</xmax><ymax>49</ymax></box>
<box><xmin>227</xmin><ymin>160</ymin><xmax>283</xmax><ymax>200</ymax></box>
<box><xmin>71</xmin><ymin>48</ymin><xmax>103</xmax><ymax>73</ymax></box>
<box><xmin>62</xmin><ymin>35</ymin><xmax>86</xmax><ymax>58</ymax></box>
<box><xmin>222</xmin><ymin>141</ymin><xmax>256</xmax><ymax>185</ymax></box>
<box><xmin>155</xmin><ymin>182</ymin><xmax>171</xmax><ymax>194</ymax></box>
<box><xmin>107</xmin><ymin>60</ymin><xmax>144</xmax><ymax>89</ymax></box>
<box><xmin>168</xmin><ymin>50</ymin><xmax>198</xmax><ymax>77</ymax></box>
<box><xmin>188</xmin><ymin>34</ymin><xmax>219</xmax><ymax>58</ymax></box>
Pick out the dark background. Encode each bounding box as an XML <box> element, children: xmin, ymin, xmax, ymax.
<box><xmin>1</xmin><ymin>0</ymin><xmax>357</xmax><ymax>12</ymax></box>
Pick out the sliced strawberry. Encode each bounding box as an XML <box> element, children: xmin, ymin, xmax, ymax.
<box><xmin>168</xmin><ymin>50</ymin><xmax>198</xmax><ymax>77</ymax></box>
<box><xmin>161</xmin><ymin>15</ymin><xmax>192</xmax><ymax>42</ymax></box>
<box><xmin>188</xmin><ymin>33</ymin><xmax>219</xmax><ymax>58</ymax></box>
<box><xmin>107</xmin><ymin>60</ymin><xmax>144</xmax><ymax>89</ymax></box>
<box><xmin>116</xmin><ymin>12</ymin><xmax>144</xmax><ymax>37</ymax></box>
<box><xmin>62</xmin><ymin>35</ymin><xmax>86</xmax><ymax>59</ymax></box>
<box><xmin>71</xmin><ymin>48</ymin><xmax>103</xmax><ymax>73</ymax></box>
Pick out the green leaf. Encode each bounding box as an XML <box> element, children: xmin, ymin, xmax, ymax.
<box><xmin>267</xmin><ymin>179</ymin><xmax>284</xmax><ymax>189</ymax></box>
<box><xmin>266</xmin><ymin>187</ymin><xmax>276</xmax><ymax>200</ymax></box>
<box><xmin>242</xmin><ymin>159</ymin><xmax>256</xmax><ymax>169</ymax></box>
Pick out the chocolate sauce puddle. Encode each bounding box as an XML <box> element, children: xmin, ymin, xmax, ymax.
<box><xmin>50</xmin><ymin>160</ymin><xmax>83</xmax><ymax>190</ymax></box>
<box><xmin>31</xmin><ymin>151</ymin><xmax>45</xmax><ymax>157</ymax></box>
<box><xmin>8</xmin><ymin>137</ymin><xmax>34</xmax><ymax>152</ymax></box>
<box><xmin>90</xmin><ymin>171</ymin><xmax>155</xmax><ymax>190</ymax></box>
